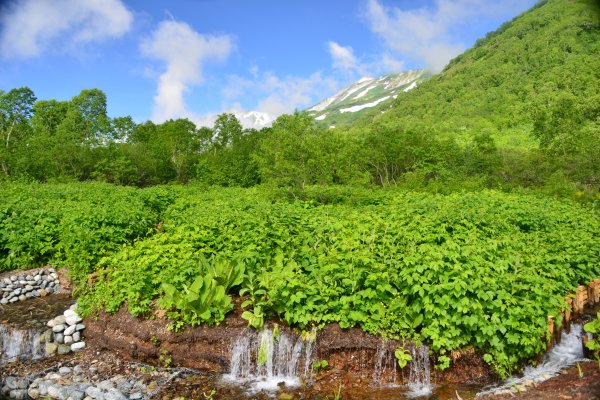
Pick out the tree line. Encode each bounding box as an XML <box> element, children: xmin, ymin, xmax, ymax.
<box><xmin>0</xmin><ymin>86</ymin><xmax>598</xmax><ymax>200</ymax></box>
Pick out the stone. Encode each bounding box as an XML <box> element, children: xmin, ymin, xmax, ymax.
<box><xmin>76</xmin><ymin>323</ymin><xmax>86</xmax><ymax>331</ymax></box>
<box><xmin>24</xmin><ymin>285</ymin><xmax>33</xmax><ymax>292</ymax></box>
<box><xmin>129</xmin><ymin>393</ymin><xmax>143</xmax><ymax>400</ymax></box>
<box><xmin>45</xmin><ymin>342</ymin><xmax>58</xmax><ymax>355</ymax></box>
<box><xmin>55</xmin><ymin>333</ymin><xmax>64</xmax><ymax>344</ymax></box>
<box><xmin>9</xmin><ymin>389</ymin><xmax>27</xmax><ymax>400</ymax></box>
<box><xmin>57</xmin><ymin>344</ymin><xmax>71</xmax><ymax>355</ymax></box>
<box><xmin>89</xmin><ymin>367</ymin><xmax>99</xmax><ymax>374</ymax></box>
<box><xmin>18</xmin><ymin>294</ymin><xmax>26</xmax><ymax>301</ymax></box>
<box><xmin>64</xmin><ymin>335</ymin><xmax>74</xmax><ymax>345</ymax></box>
<box><xmin>39</xmin><ymin>289</ymin><xmax>48</xmax><ymax>297</ymax></box>
<box><xmin>73</xmin><ymin>332</ymin><xmax>81</xmax><ymax>342</ymax></box>
<box><xmin>53</xmin><ymin>324</ymin><xmax>66</xmax><ymax>333</ymax></box>
<box><xmin>71</xmin><ymin>342</ymin><xmax>86</xmax><ymax>352</ymax></box>
<box><xmin>0</xmin><ymin>298</ymin><xmax>7</xmax><ymax>305</ymax></box>
<box><xmin>104</xmin><ymin>388</ymin><xmax>127</xmax><ymax>400</ymax></box>
<box><xmin>73</xmin><ymin>365</ymin><xmax>84</xmax><ymax>374</ymax></box>
<box><xmin>54</xmin><ymin>315</ymin><xmax>66</xmax><ymax>325</ymax></box>
<box><xmin>64</xmin><ymin>325</ymin><xmax>77</xmax><ymax>336</ymax></box>
<box><xmin>85</xmin><ymin>386</ymin><xmax>104</xmax><ymax>400</ymax></box>
<box><xmin>4</xmin><ymin>377</ymin><xmax>19</xmax><ymax>389</ymax></box>
<box><xmin>96</xmin><ymin>381</ymin><xmax>114</xmax><ymax>391</ymax></box>
<box><xmin>59</xmin><ymin>367</ymin><xmax>72</xmax><ymax>375</ymax></box>
<box><xmin>28</xmin><ymin>388</ymin><xmax>40</xmax><ymax>399</ymax></box>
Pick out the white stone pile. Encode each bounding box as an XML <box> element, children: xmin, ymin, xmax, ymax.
<box><xmin>42</xmin><ymin>303</ymin><xmax>86</xmax><ymax>355</ymax></box>
<box><xmin>0</xmin><ymin>268</ymin><xmax>60</xmax><ymax>305</ymax></box>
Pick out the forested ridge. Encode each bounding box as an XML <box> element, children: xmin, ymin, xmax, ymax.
<box><xmin>0</xmin><ymin>0</ymin><xmax>598</xmax><ymax>197</ymax></box>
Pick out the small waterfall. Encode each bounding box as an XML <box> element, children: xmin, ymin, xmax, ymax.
<box><xmin>0</xmin><ymin>324</ymin><xmax>45</xmax><ymax>365</ymax></box>
<box><xmin>406</xmin><ymin>345</ymin><xmax>433</xmax><ymax>398</ymax></box>
<box><xmin>478</xmin><ymin>323</ymin><xmax>586</xmax><ymax>396</ymax></box>
<box><xmin>372</xmin><ymin>341</ymin><xmax>398</xmax><ymax>386</ymax></box>
<box><xmin>224</xmin><ymin>327</ymin><xmax>316</xmax><ymax>392</ymax></box>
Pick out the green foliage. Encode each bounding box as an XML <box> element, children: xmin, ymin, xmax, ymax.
<box><xmin>76</xmin><ymin>185</ymin><xmax>600</xmax><ymax>377</ymax></box>
<box><xmin>584</xmin><ymin>313</ymin><xmax>600</xmax><ymax>363</ymax></box>
<box><xmin>159</xmin><ymin>274</ymin><xmax>233</xmax><ymax>330</ymax></box>
<box><xmin>312</xmin><ymin>359</ymin><xmax>329</xmax><ymax>371</ymax></box>
<box><xmin>0</xmin><ymin>182</ymin><xmax>158</xmax><ymax>280</ymax></box>
<box><xmin>394</xmin><ymin>347</ymin><xmax>412</xmax><ymax>368</ymax></box>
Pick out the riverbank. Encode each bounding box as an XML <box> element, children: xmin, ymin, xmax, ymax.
<box><xmin>1</xmin><ymin>266</ymin><xmax>600</xmax><ymax>399</ymax></box>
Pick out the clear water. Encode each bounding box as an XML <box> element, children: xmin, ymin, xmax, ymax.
<box><xmin>477</xmin><ymin>323</ymin><xmax>586</xmax><ymax>396</ymax></box>
<box><xmin>223</xmin><ymin>327</ymin><xmax>316</xmax><ymax>393</ymax></box>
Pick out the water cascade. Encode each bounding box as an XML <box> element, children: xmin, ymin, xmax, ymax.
<box><xmin>477</xmin><ymin>323</ymin><xmax>586</xmax><ymax>396</ymax></box>
<box><xmin>0</xmin><ymin>324</ymin><xmax>45</xmax><ymax>365</ymax></box>
<box><xmin>224</xmin><ymin>327</ymin><xmax>316</xmax><ymax>392</ymax></box>
<box><xmin>406</xmin><ymin>345</ymin><xmax>433</xmax><ymax>398</ymax></box>
<box><xmin>372</xmin><ymin>341</ymin><xmax>399</xmax><ymax>385</ymax></box>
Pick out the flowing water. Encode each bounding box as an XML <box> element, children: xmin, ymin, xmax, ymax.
<box><xmin>0</xmin><ymin>294</ymin><xmax>73</xmax><ymax>366</ymax></box>
<box><xmin>477</xmin><ymin>323</ymin><xmax>587</xmax><ymax>396</ymax></box>
<box><xmin>223</xmin><ymin>327</ymin><xmax>316</xmax><ymax>393</ymax></box>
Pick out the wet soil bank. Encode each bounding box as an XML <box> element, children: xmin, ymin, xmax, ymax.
<box><xmin>85</xmin><ymin>304</ymin><xmax>494</xmax><ymax>383</ymax></box>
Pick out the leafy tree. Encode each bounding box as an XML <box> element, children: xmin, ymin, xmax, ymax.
<box><xmin>0</xmin><ymin>87</ymin><xmax>36</xmax><ymax>176</ymax></box>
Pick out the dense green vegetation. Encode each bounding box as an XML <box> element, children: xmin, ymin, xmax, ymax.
<box><xmin>1</xmin><ymin>0</ymin><xmax>599</xmax><ymax>379</ymax></box>
<box><xmin>1</xmin><ymin>183</ymin><xmax>598</xmax><ymax>377</ymax></box>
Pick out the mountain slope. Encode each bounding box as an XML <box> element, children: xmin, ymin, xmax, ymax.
<box><xmin>352</xmin><ymin>0</ymin><xmax>600</xmax><ymax>149</ymax></box>
<box><xmin>307</xmin><ymin>70</ymin><xmax>430</xmax><ymax>127</ymax></box>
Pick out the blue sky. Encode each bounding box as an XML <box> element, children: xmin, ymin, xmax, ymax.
<box><xmin>0</xmin><ymin>0</ymin><xmax>537</xmax><ymax>127</ymax></box>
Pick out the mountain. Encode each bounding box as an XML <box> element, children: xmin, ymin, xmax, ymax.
<box><xmin>352</xmin><ymin>0</ymin><xmax>600</xmax><ymax>150</ymax></box>
<box><xmin>306</xmin><ymin>70</ymin><xmax>430</xmax><ymax>127</ymax></box>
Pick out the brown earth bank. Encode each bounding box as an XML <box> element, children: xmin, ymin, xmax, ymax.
<box><xmin>84</xmin><ymin>301</ymin><xmax>494</xmax><ymax>384</ymax></box>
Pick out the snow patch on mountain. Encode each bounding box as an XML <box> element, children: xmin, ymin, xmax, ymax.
<box><xmin>340</xmin><ymin>96</ymin><xmax>390</xmax><ymax>113</ymax></box>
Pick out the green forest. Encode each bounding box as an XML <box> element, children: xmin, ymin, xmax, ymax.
<box><xmin>1</xmin><ymin>0</ymin><xmax>599</xmax><ymax>378</ymax></box>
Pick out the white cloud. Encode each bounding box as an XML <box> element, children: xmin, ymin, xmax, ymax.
<box><xmin>0</xmin><ymin>0</ymin><xmax>133</xmax><ymax>58</ymax></box>
<box><xmin>328</xmin><ymin>41</ymin><xmax>361</xmax><ymax>73</ymax></box>
<box><xmin>365</xmin><ymin>0</ymin><xmax>532</xmax><ymax>72</ymax></box>
<box><xmin>140</xmin><ymin>20</ymin><xmax>233</xmax><ymax>122</ymax></box>
<box><xmin>223</xmin><ymin>69</ymin><xmax>338</xmax><ymax>119</ymax></box>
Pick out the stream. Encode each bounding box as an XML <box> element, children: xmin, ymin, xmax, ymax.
<box><xmin>0</xmin><ymin>291</ymin><xmax>597</xmax><ymax>399</ymax></box>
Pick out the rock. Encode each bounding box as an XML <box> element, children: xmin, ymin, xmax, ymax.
<box><xmin>73</xmin><ymin>332</ymin><xmax>81</xmax><ymax>342</ymax></box>
<box><xmin>45</xmin><ymin>342</ymin><xmax>58</xmax><ymax>355</ymax></box>
<box><xmin>54</xmin><ymin>315</ymin><xmax>66</xmax><ymax>325</ymax></box>
<box><xmin>64</xmin><ymin>335</ymin><xmax>74</xmax><ymax>345</ymax></box>
<box><xmin>28</xmin><ymin>388</ymin><xmax>40</xmax><ymax>398</ymax></box>
<box><xmin>85</xmin><ymin>386</ymin><xmax>104</xmax><ymax>400</ymax></box>
<box><xmin>73</xmin><ymin>365</ymin><xmax>84</xmax><ymax>374</ymax></box>
<box><xmin>71</xmin><ymin>342</ymin><xmax>86</xmax><ymax>352</ymax></box>
<box><xmin>39</xmin><ymin>288</ymin><xmax>48</xmax><ymax>297</ymax></box>
<box><xmin>53</xmin><ymin>324</ymin><xmax>66</xmax><ymax>333</ymax></box>
<box><xmin>59</xmin><ymin>367</ymin><xmax>72</xmax><ymax>375</ymax></box>
<box><xmin>24</xmin><ymin>285</ymin><xmax>33</xmax><ymax>292</ymax></box>
<box><xmin>66</xmin><ymin>315</ymin><xmax>83</xmax><ymax>326</ymax></box>
<box><xmin>89</xmin><ymin>367</ymin><xmax>99</xmax><ymax>374</ymax></box>
<box><xmin>55</xmin><ymin>333</ymin><xmax>64</xmax><ymax>344</ymax></box>
<box><xmin>1</xmin><ymin>298</ymin><xmax>7</xmax><ymax>305</ymax></box>
<box><xmin>4</xmin><ymin>377</ymin><xmax>19</xmax><ymax>389</ymax></box>
<box><xmin>64</xmin><ymin>325</ymin><xmax>77</xmax><ymax>336</ymax></box>
<box><xmin>9</xmin><ymin>389</ymin><xmax>27</xmax><ymax>400</ymax></box>
<box><xmin>96</xmin><ymin>381</ymin><xmax>114</xmax><ymax>391</ymax></box>
<box><xmin>76</xmin><ymin>324</ymin><xmax>86</xmax><ymax>331</ymax></box>
<box><xmin>18</xmin><ymin>294</ymin><xmax>26</xmax><ymax>301</ymax></box>
<box><xmin>57</xmin><ymin>344</ymin><xmax>71</xmax><ymax>355</ymax></box>
<box><xmin>104</xmin><ymin>388</ymin><xmax>127</xmax><ymax>400</ymax></box>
